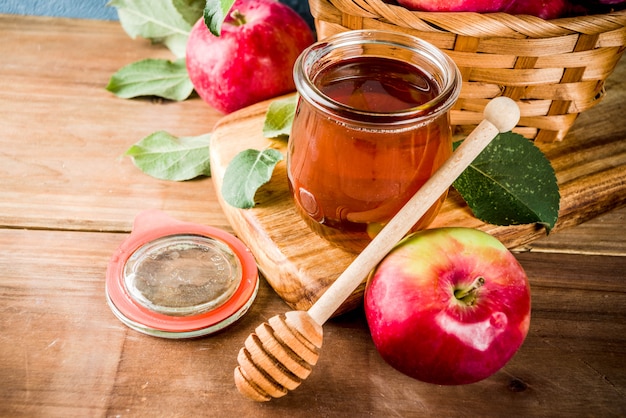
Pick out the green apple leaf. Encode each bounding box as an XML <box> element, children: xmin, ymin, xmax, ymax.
<box><xmin>125</xmin><ymin>131</ymin><xmax>212</xmax><ymax>181</ymax></box>
<box><xmin>263</xmin><ymin>95</ymin><xmax>298</xmax><ymax>138</ymax></box>
<box><xmin>222</xmin><ymin>149</ymin><xmax>284</xmax><ymax>209</ymax></box>
<box><xmin>453</xmin><ymin>132</ymin><xmax>560</xmax><ymax>232</ymax></box>
<box><xmin>173</xmin><ymin>0</ymin><xmax>205</xmax><ymax>25</ymax></box>
<box><xmin>106</xmin><ymin>58</ymin><xmax>194</xmax><ymax>101</ymax></box>
<box><xmin>108</xmin><ymin>0</ymin><xmax>192</xmax><ymax>57</ymax></box>
<box><xmin>203</xmin><ymin>0</ymin><xmax>236</xmax><ymax>36</ymax></box>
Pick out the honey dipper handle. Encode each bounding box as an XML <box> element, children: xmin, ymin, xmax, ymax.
<box><xmin>307</xmin><ymin>97</ymin><xmax>520</xmax><ymax>325</ymax></box>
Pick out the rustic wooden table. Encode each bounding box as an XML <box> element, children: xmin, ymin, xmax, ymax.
<box><xmin>1</xmin><ymin>14</ymin><xmax>625</xmax><ymax>417</ymax></box>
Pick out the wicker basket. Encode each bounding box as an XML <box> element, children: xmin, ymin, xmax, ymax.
<box><xmin>308</xmin><ymin>0</ymin><xmax>626</xmax><ymax>142</ymax></box>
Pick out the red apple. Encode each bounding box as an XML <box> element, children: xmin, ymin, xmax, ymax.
<box><xmin>568</xmin><ymin>0</ymin><xmax>626</xmax><ymax>15</ymax></box>
<box><xmin>503</xmin><ymin>0</ymin><xmax>568</xmax><ymax>19</ymax></box>
<box><xmin>364</xmin><ymin>227</ymin><xmax>531</xmax><ymax>385</ymax></box>
<box><xmin>395</xmin><ymin>0</ymin><xmax>509</xmax><ymax>12</ymax></box>
<box><xmin>185</xmin><ymin>0</ymin><xmax>314</xmax><ymax>114</ymax></box>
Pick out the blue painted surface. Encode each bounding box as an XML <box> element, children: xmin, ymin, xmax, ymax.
<box><xmin>0</xmin><ymin>0</ymin><xmax>118</xmax><ymax>20</ymax></box>
<box><xmin>0</xmin><ymin>0</ymin><xmax>313</xmax><ymax>27</ymax></box>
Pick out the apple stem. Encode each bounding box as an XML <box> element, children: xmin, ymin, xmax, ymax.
<box><xmin>454</xmin><ymin>277</ymin><xmax>485</xmax><ymax>305</ymax></box>
<box><xmin>230</xmin><ymin>10</ymin><xmax>246</xmax><ymax>26</ymax></box>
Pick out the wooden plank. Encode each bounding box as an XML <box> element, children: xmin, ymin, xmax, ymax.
<box><xmin>0</xmin><ymin>228</ymin><xmax>624</xmax><ymax>417</ymax></box>
<box><xmin>2</xmin><ymin>13</ymin><xmax>625</xmax><ymax>417</ymax></box>
<box><xmin>0</xmin><ymin>15</ymin><xmax>228</xmax><ymax>232</ymax></box>
<box><xmin>0</xmin><ymin>229</ymin><xmax>126</xmax><ymax>416</ymax></box>
<box><xmin>210</xmin><ymin>58</ymin><xmax>626</xmax><ymax>315</ymax></box>
<box><xmin>519</xmin><ymin>206</ymin><xmax>626</xmax><ymax>256</ymax></box>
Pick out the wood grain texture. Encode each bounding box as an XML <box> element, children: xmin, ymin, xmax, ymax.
<box><xmin>2</xmin><ymin>14</ymin><xmax>626</xmax><ymax>417</ymax></box>
<box><xmin>0</xmin><ymin>15</ymin><xmax>227</xmax><ymax>232</ymax></box>
<box><xmin>210</xmin><ymin>58</ymin><xmax>626</xmax><ymax>315</ymax></box>
<box><xmin>520</xmin><ymin>208</ymin><xmax>626</xmax><ymax>256</ymax></box>
<box><xmin>1</xmin><ymin>226</ymin><xmax>624</xmax><ymax>417</ymax></box>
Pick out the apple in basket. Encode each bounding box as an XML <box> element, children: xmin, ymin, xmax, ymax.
<box><xmin>394</xmin><ymin>0</ymin><xmax>510</xmax><ymax>12</ymax></box>
<box><xmin>396</xmin><ymin>0</ymin><xmax>626</xmax><ymax>17</ymax></box>
<box><xmin>503</xmin><ymin>0</ymin><xmax>568</xmax><ymax>19</ymax></box>
<box><xmin>364</xmin><ymin>228</ymin><xmax>531</xmax><ymax>385</ymax></box>
<box><xmin>186</xmin><ymin>0</ymin><xmax>314</xmax><ymax>113</ymax></box>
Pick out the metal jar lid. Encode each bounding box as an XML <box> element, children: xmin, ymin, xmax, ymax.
<box><xmin>106</xmin><ymin>210</ymin><xmax>258</xmax><ymax>338</ymax></box>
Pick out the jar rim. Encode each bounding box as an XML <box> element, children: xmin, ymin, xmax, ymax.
<box><xmin>293</xmin><ymin>29</ymin><xmax>462</xmax><ymax>126</ymax></box>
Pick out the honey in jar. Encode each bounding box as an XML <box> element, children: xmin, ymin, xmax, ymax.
<box><xmin>288</xmin><ymin>30</ymin><xmax>461</xmax><ymax>252</ymax></box>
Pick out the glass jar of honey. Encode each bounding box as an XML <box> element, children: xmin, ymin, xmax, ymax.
<box><xmin>288</xmin><ymin>30</ymin><xmax>462</xmax><ymax>253</ymax></box>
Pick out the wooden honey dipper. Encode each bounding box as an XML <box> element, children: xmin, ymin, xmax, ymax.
<box><xmin>234</xmin><ymin>97</ymin><xmax>521</xmax><ymax>401</ymax></box>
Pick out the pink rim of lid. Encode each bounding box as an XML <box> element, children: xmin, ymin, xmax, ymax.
<box><xmin>106</xmin><ymin>209</ymin><xmax>258</xmax><ymax>335</ymax></box>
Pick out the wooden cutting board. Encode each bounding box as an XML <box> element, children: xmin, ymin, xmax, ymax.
<box><xmin>210</xmin><ymin>93</ymin><xmax>626</xmax><ymax>317</ymax></box>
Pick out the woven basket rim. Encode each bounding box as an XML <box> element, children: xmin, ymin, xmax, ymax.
<box><xmin>310</xmin><ymin>0</ymin><xmax>626</xmax><ymax>39</ymax></box>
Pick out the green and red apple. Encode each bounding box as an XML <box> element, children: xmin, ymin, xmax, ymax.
<box><xmin>185</xmin><ymin>0</ymin><xmax>314</xmax><ymax>114</ymax></box>
<box><xmin>364</xmin><ymin>227</ymin><xmax>531</xmax><ymax>385</ymax></box>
